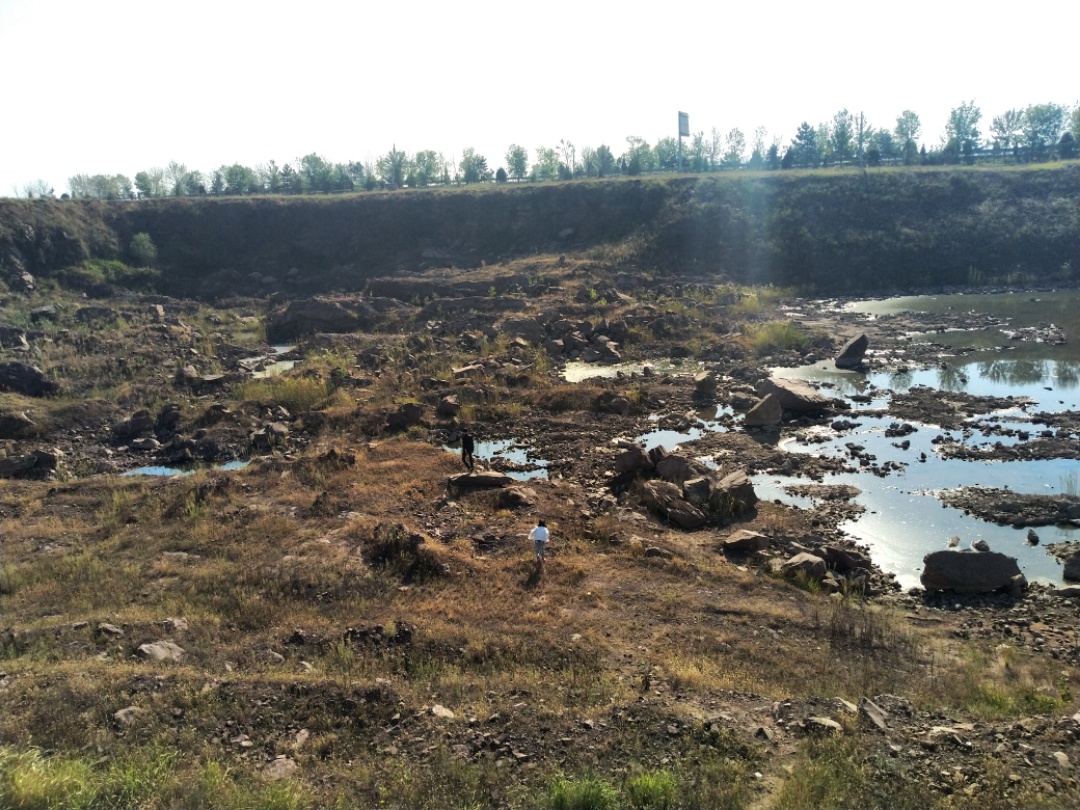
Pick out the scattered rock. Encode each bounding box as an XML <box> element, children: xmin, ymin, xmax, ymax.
<box><xmin>834</xmin><ymin>333</ymin><xmax>869</xmax><ymax>369</ymax></box>
<box><xmin>137</xmin><ymin>640</ymin><xmax>187</xmax><ymax>662</ymax></box>
<box><xmin>0</xmin><ymin>361</ymin><xmax>59</xmax><ymax>396</ymax></box>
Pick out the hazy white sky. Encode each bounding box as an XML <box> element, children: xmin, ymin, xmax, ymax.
<box><xmin>2</xmin><ymin>0</ymin><xmax>1077</xmax><ymax>195</ymax></box>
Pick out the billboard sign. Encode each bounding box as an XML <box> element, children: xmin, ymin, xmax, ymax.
<box><xmin>678</xmin><ymin>111</ymin><xmax>689</xmax><ymax>137</ymax></box>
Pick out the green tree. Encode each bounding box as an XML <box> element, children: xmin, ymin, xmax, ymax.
<box><xmin>592</xmin><ymin>145</ymin><xmax>616</xmax><ymax>177</ymax></box>
<box><xmin>990</xmin><ymin>109</ymin><xmax>1025</xmax><ymax>160</ymax></box>
<box><xmin>791</xmin><ymin>122</ymin><xmax>820</xmax><ymax>168</ymax></box>
<box><xmin>221</xmin><ymin>164</ymin><xmax>260</xmax><ymax>195</ymax></box>
<box><xmin>1058</xmin><ymin>132</ymin><xmax>1079</xmax><ymax>159</ymax></box>
<box><xmin>766</xmin><ymin>143</ymin><xmax>781</xmax><ymax>170</ymax></box>
<box><xmin>495</xmin><ymin>167</ymin><xmax>508</xmax><ymax>183</ymax></box>
<box><xmin>945</xmin><ymin>100</ymin><xmax>981</xmax><ymax>151</ymax></box>
<box><xmin>377</xmin><ymin>146</ymin><xmax>409</xmax><ymax>187</ymax></box>
<box><xmin>299</xmin><ymin>153</ymin><xmax>335</xmax><ymax>192</ymax></box>
<box><xmin>830</xmin><ymin>109</ymin><xmax>854</xmax><ymax>164</ymax></box>
<box><xmin>21</xmin><ymin>179</ymin><xmax>53</xmax><ymax>198</ymax></box>
<box><xmin>894</xmin><ymin>110</ymin><xmax>921</xmax><ymax>147</ymax></box>
<box><xmin>1022</xmin><ymin>102</ymin><xmax>1067</xmax><ymax>161</ymax></box>
<box><xmin>165</xmin><ymin>161</ymin><xmax>189</xmax><ymax>195</ymax></box>
<box><xmin>531</xmin><ymin>146</ymin><xmax>560</xmax><ymax>181</ymax></box>
<box><xmin>1072</xmin><ymin>104</ymin><xmax>1080</xmax><ymax>145</ymax></box>
<box><xmin>722</xmin><ymin>128</ymin><xmax>745</xmax><ymax>169</ymax></box>
<box><xmin>622</xmin><ymin>136</ymin><xmax>655</xmax><ymax>175</ymax></box>
<box><xmin>654</xmin><ymin>137</ymin><xmax>678</xmax><ymax>171</ymax></box>
<box><xmin>460</xmin><ymin>148</ymin><xmax>491</xmax><ymax>183</ymax></box>
<box><xmin>505</xmin><ymin>144</ymin><xmax>528</xmax><ymax>181</ymax></box>
<box><xmin>411</xmin><ymin>150</ymin><xmax>442</xmax><ymax>186</ymax></box>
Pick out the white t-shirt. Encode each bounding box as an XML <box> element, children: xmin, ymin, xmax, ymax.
<box><xmin>529</xmin><ymin>525</ymin><xmax>549</xmax><ymax>543</ymax></box>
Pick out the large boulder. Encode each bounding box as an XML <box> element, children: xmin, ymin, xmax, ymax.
<box><xmin>722</xmin><ymin>529</ymin><xmax>770</xmax><ymax>553</ymax></box>
<box><xmin>267</xmin><ymin>298</ymin><xmax>378</xmax><ymax>341</ymax></box>
<box><xmin>782</xmin><ymin>553</ymin><xmax>827</xmax><ymax>580</ymax></box>
<box><xmin>693</xmin><ymin>371</ymin><xmax>718</xmax><ymax>402</ymax></box>
<box><xmin>755</xmin><ymin>378</ymin><xmax>833</xmax><ymax>414</ymax></box>
<box><xmin>1063</xmin><ymin>551</ymin><xmax>1080</xmax><ymax>582</ymax></box>
<box><xmin>0</xmin><ymin>362</ymin><xmax>59</xmax><ymax>397</ymax></box>
<box><xmin>921</xmin><ymin>550</ymin><xmax>1026</xmax><ymax>594</ymax></box>
<box><xmin>655</xmin><ymin>454</ymin><xmax>707</xmax><ymax>484</ymax></box>
<box><xmin>743</xmin><ymin>393</ymin><xmax>783</xmax><ymax>427</ymax></box>
<box><xmin>614</xmin><ymin>445</ymin><xmax>652</xmax><ymax>475</ymax></box>
<box><xmin>714</xmin><ymin>470</ymin><xmax>758</xmax><ymax>514</ymax></box>
<box><xmin>501</xmin><ymin>317</ymin><xmax>546</xmax><ymax>343</ymax></box>
<box><xmin>834</xmin><ymin>334</ymin><xmax>869</xmax><ymax>370</ymax></box>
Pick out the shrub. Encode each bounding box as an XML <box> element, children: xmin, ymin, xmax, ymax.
<box><xmin>128</xmin><ymin>232</ymin><xmax>157</xmax><ymax>266</ymax></box>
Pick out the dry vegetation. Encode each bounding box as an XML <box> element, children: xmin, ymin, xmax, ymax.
<box><xmin>1</xmin><ymin>245</ymin><xmax>1077</xmax><ymax>808</ymax></box>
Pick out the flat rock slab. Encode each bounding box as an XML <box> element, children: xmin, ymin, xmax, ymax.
<box><xmin>448</xmin><ymin>471</ymin><xmax>513</xmax><ymax>489</ymax></box>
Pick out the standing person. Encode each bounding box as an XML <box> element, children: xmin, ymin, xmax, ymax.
<box><xmin>460</xmin><ymin>429</ymin><xmax>475</xmax><ymax>472</ymax></box>
<box><xmin>529</xmin><ymin>519</ymin><xmax>549</xmax><ymax>563</ymax></box>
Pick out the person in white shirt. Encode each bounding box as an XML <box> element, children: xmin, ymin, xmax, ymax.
<box><xmin>529</xmin><ymin>519</ymin><xmax>549</xmax><ymax>563</ymax></box>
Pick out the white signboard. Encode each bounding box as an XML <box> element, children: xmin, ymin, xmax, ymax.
<box><xmin>678</xmin><ymin>111</ymin><xmax>689</xmax><ymax>137</ymax></box>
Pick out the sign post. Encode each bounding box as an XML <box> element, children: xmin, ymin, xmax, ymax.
<box><xmin>678</xmin><ymin>112</ymin><xmax>689</xmax><ymax>172</ymax></box>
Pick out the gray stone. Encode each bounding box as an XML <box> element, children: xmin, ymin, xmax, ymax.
<box><xmin>820</xmin><ymin>545</ymin><xmax>872</xmax><ymax>574</ymax></box>
<box><xmin>262</xmin><ymin>757</ymin><xmax>298</xmax><ymax>781</ymax></box>
<box><xmin>436</xmin><ymin>395</ymin><xmax>461</xmax><ymax>417</ymax></box>
<box><xmin>921</xmin><ymin>550</ymin><xmax>1026</xmax><ymax>594</ymax></box>
<box><xmin>655</xmin><ymin>454</ymin><xmax>704</xmax><ymax>484</ymax></box>
<box><xmin>714</xmin><ymin>470</ymin><xmax>758</xmax><ymax>513</ymax></box>
<box><xmin>614</xmin><ymin>445</ymin><xmax>652</xmax><ymax>475</ymax></box>
<box><xmin>693</xmin><ymin>371</ymin><xmax>717</xmax><ymax>401</ymax></box>
<box><xmin>1063</xmin><ymin>551</ymin><xmax>1080</xmax><ymax>582</ymax></box>
<box><xmin>858</xmin><ymin>698</ymin><xmax>889</xmax><ymax>731</ymax></box>
<box><xmin>137</xmin><ymin>640</ymin><xmax>186</xmax><ymax>662</ymax></box>
<box><xmin>502</xmin><ymin>317</ymin><xmax>546</xmax><ymax>343</ymax></box>
<box><xmin>430</xmin><ymin>704</ymin><xmax>455</xmax><ymax>719</ymax></box>
<box><xmin>754</xmin><ymin>377</ymin><xmax>833</xmax><ymax>413</ymax></box>
<box><xmin>497</xmin><ymin>487</ymin><xmax>537</xmax><ymax>509</ymax></box>
<box><xmin>113</xmin><ymin>706</ymin><xmax>149</xmax><ymax>727</ymax></box>
<box><xmin>782</xmin><ymin>553</ymin><xmax>827</xmax><ymax>580</ymax></box>
<box><xmin>805</xmin><ymin>716</ymin><xmax>842</xmax><ymax>733</ymax></box>
<box><xmin>835</xmin><ymin>333</ymin><xmax>869</xmax><ymax>369</ymax></box>
<box><xmin>96</xmin><ymin>623</ymin><xmax>125</xmax><ymax>638</ymax></box>
<box><xmin>744</xmin><ymin>394</ymin><xmax>783</xmax><ymax>427</ymax></box>
<box><xmin>723</xmin><ymin>530</ymin><xmax>770</xmax><ymax>553</ymax></box>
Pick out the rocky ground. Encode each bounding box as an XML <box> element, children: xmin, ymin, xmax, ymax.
<box><xmin>1</xmin><ymin>265</ymin><xmax>1078</xmax><ymax>807</ymax></box>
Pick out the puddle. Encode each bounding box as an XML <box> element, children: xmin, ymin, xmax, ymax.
<box><xmin>244</xmin><ymin>345</ymin><xmax>298</xmax><ymax>378</ymax></box>
<box><xmin>443</xmin><ymin>439</ymin><xmax>550</xmax><ymax>480</ymax></box>
<box><xmin>562</xmin><ymin>358</ymin><xmax>698</xmax><ymax>383</ymax></box>
<box><xmin>633</xmin><ymin>406</ymin><xmax>735</xmax><ymax>452</ymax></box>
<box><xmin>122</xmin><ymin>460</ymin><xmax>251</xmax><ymax>478</ymax></box>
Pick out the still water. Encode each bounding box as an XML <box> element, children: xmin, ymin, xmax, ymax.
<box><xmin>759</xmin><ymin>290</ymin><xmax>1078</xmax><ymax>589</ymax></box>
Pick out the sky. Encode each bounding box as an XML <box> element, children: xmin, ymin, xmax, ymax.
<box><xmin>1</xmin><ymin>0</ymin><xmax>1077</xmax><ymax>196</ymax></box>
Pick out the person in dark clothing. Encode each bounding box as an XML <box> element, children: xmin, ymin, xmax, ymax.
<box><xmin>460</xmin><ymin>430</ymin><xmax>475</xmax><ymax>472</ymax></box>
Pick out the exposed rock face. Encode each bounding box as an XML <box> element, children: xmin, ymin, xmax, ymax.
<box><xmin>835</xmin><ymin>333</ymin><xmax>869</xmax><ymax>369</ymax></box>
<box><xmin>921</xmin><ymin>550</ymin><xmax>1026</xmax><ymax>594</ymax></box>
<box><xmin>715</xmin><ymin>470</ymin><xmax>758</xmax><ymax>514</ymax></box>
<box><xmin>744</xmin><ymin>393</ymin><xmax>783</xmax><ymax>427</ymax></box>
<box><xmin>755</xmin><ymin>377</ymin><xmax>834</xmax><ymax>413</ymax></box>
<box><xmin>267</xmin><ymin>297</ymin><xmax>378</xmax><ymax>341</ymax></box>
<box><xmin>0</xmin><ymin>361</ymin><xmax>59</xmax><ymax>396</ymax></box>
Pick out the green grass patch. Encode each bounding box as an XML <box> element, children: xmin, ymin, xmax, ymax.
<box><xmin>743</xmin><ymin>320</ymin><xmax>810</xmax><ymax>354</ymax></box>
<box><xmin>234</xmin><ymin>375</ymin><xmax>331</xmax><ymax>412</ymax></box>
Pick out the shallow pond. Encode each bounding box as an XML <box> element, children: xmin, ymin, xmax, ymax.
<box><xmin>443</xmin><ymin>439</ymin><xmax>550</xmax><ymax>480</ymax></box>
<box><xmin>562</xmin><ymin>359</ymin><xmax>699</xmax><ymax>383</ymax></box>
<box><xmin>122</xmin><ymin>460</ymin><xmax>251</xmax><ymax>478</ymax></box>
